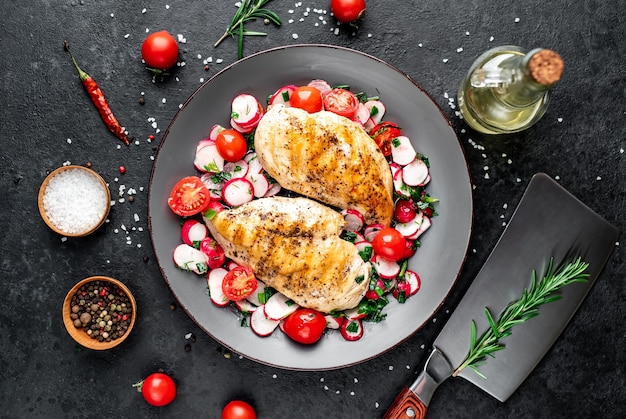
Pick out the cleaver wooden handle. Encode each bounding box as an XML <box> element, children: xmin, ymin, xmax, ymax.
<box><xmin>383</xmin><ymin>386</ymin><xmax>428</xmax><ymax>419</ymax></box>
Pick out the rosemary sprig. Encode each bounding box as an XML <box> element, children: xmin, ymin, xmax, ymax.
<box><xmin>214</xmin><ymin>0</ymin><xmax>282</xmax><ymax>59</ymax></box>
<box><xmin>453</xmin><ymin>257</ymin><xmax>589</xmax><ymax>379</ymax></box>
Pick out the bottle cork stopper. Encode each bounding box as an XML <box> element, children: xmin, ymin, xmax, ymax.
<box><xmin>529</xmin><ymin>49</ymin><xmax>564</xmax><ymax>85</ymax></box>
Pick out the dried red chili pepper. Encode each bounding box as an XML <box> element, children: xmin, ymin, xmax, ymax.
<box><xmin>64</xmin><ymin>41</ymin><xmax>130</xmax><ymax>146</ymax></box>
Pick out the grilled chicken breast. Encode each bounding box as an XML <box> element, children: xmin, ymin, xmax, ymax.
<box><xmin>254</xmin><ymin>104</ymin><xmax>394</xmax><ymax>226</ymax></box>
<box><xmin>203</xmin><ymin>196</ymin><xmax>370</xmax><ymax>313</ymax></box>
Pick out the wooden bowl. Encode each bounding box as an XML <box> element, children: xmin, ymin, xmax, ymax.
<box><xmin>38</xmin><ymin>165</ymin><xmax>111</xmax><ymax>237</ymax></box>
<box><xmin>62</xmin><ymin>276</ymin><xmax>137</xmax><ymax>350</ymax></box>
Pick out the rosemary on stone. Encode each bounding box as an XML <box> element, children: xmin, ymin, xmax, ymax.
<box><xmin>214</xmin><ymin>0</ymin><xmax>281</xmax><ymax>59</ymax></box>
<box><xmin>453</xmin><ymin>257</ymin><xmax>589</xmax><ymax>379</ymax></box>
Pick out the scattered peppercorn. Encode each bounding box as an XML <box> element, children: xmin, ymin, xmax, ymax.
<box><xmin>169</xmin><ymin>302</ymin><xmax>177</xmax><ymax>311</ymax></box>
<box><xmin>204</xmin><ymin>65</ymin><xmax>210</xmax><ymax>71</ymax></box>
<box><xmin>128</xmin><ymin>196</ymin><xmax>135</xmax><ymax>203</ymax></box>
<box><xmin>184</xmin><ymin>343</ymin><xmax>192</xmax><ymax>352</ymax></box>
<box><xmin>143</xmin><ymin>255</ymin><xmax>150</xmax><ymax>263</ymax></box>
<box><xmin>138</xmin><ymin>97</ymin><xmax>145</xmax><ymax>105</ymax></box>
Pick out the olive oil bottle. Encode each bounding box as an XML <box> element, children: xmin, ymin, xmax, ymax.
<box><xmin>457</xmin><ymin>46</ymin><xmax>564</xmax><ymax>134</ymax></box>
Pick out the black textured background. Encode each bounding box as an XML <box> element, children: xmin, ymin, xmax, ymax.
<box><xmin>1</xmin><ymin>1</ymin><xmax>624</xmax><ymax>418</ymax></box>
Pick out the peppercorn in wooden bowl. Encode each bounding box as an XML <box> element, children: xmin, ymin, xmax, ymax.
<box><xmin>62</xmin><ymin>276</ymin><xmax>136</xmax><ymax>350</ymax></box>
<box><xmin>38</xmin><ymin>165</ymin><xmax>111</xmax><ymax>237</ymax></box>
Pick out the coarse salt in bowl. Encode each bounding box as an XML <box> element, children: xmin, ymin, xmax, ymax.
<box><xmin>38</xmin><ymin>165</ymin><xmax>111</xmax><ymax>237</ymax></box>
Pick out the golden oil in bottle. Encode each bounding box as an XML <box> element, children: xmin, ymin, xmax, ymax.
<box><xmin>457</xmin><ymin>46</ymin><xmax>564</xmax><ymax>134</ymax></box>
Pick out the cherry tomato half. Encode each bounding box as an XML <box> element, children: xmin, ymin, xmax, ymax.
<box><xmin>290</xmin><ymin>86</ymin><xmax>323</xmax><ymax>113</ymax></box>
<box><xmin>222</xmin><ymin>400</ymin><xmax>257</xmax><ymax>419</ymax></box>
<box><xmin>322</xmin><ymin>88</ymin><xmax>359</xmax><ymax>119</ymax></box>
<box><xmin>222</xmin><ymin>266</ymin><xmax>258</xmax><ymax>301</ymax></box>
<box><xmin>141</xmin><ymin>31</ymin><xmax>179</xmax><ymax>70</ymax></box>
<box><xmin>331</xmin><ymin>0</ymin><xmax>367</xmax><ymax>23</ymax></box>
<box><xmin>282</xmin><ymin>308</ymin><xmax>326</xmax><ymax>344</ymax></box>
<box><xmin>140</xmin><ymin>373</ymin><xmax>176</xmax><ymax>407</ymax></box>
<box><xmin>167</xmin><ymin>176</ymin><xmax>211</xmax><ymax>217</ymax></box>
<box><xmin>215</xmin><ymin>129</ymin><xmax>248</xmax><ymax>162</ymax></box>
<box><xmin>372</xmin><ymin>227</ymin><xmax>407</xmax><ymax>262</ymax></box>
<box><xmin>369</xmin><ymin>121</ymin><xmax>402</xmax><ymax>156</ymax></box>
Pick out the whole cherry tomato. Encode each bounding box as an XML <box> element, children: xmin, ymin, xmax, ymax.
<box><xmin>322</xmin><ymin>88</ymin><xmax>359</xmax><ymax>118</ymax></box>
<box><xmin>331</xmin><ymin>0</ymin><xmax>366</xmax><ymax>23</ymax></box>
<box><xmin>141</xmin><ymin>31</ymin><xmax>179</xmax><ymax>70</ymax></box>
<box><xmin>403</xmin><ymin>239</ymin><xmax>418</xmax><ymax>259</ymax></box>
<box><xmin>290</xmin><ymin>86</ymin><xmax>323</xmax><ymax>113</ymax></box>
<box><xmin>167</xmin><ymin>176</ymin><xmax>211</xmax><ymax>217</ymax></box>
<box><xmin>215</xmin><ymin>129</ymin><xmax>248</xmax><ymax>162</ymax></box>
<box><xmin>139</xmin><ymin>372</ymin><xmax>176</xmax><ymax>407</ymax></box>
<box><xmin>222</xmin><ymin>266</ymin><xmax>258</xmax><ymax>301</ymax></box>
<box><xmin>372</xmin><ymin>227</ymin><xmax>407</xmax><ymax>262</ymax></box>
<box><xmin>282</xmin><ymin>308</ymin><xmax>326</xmax><ymax>344</ymax></box>
<box><xmin>222</xmin><ymin>400</ymin><xmax>257</xmax><ymax>419</ymax></box>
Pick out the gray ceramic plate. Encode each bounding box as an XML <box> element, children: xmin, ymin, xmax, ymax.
<box><xmin>148</xmin><ymin>45</ymin><xmax>473</xmax><ymax>370</ymax></box>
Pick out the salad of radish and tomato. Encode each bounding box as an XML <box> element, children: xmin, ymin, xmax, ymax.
<box><xmin>167</xmin><ymin>79</ymin><xmax>438</xmax><ymax>343</ymax></box>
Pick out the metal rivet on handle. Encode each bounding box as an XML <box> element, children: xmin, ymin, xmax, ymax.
<box><xmin>406</xmin><ymin>407</ymin><xmax>415</xmax><ymax>417</ymax></box>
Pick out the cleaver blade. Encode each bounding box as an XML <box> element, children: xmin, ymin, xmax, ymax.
<box><xmin>384</xmin><ymin>173</ymin><xmax>619</xmax><ymax>419</ymax></box>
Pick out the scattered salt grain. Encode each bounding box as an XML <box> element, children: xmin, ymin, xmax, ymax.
<box><xmin>42</xmin><ymin>168</ymin><xmax>108</xmax><ymax>235</ymax></box>
<box><xmin>456</xmin><ymin>47</ymin><xmax>464</xmax><ymax>53</ymax></box>
<box><xmin>443</xmin><ymin>58</ymin><xmax>449</xmax><ymax>63</ymax></box>
<box><xmin>66</xmin><ymin>138</ymin><xmax>72</xmax><ymax>144</ymax></box>
<box><xmin>558</xmin><ymin>117</ymin><xmax>563</xmax><ymax>123</ymax></box>
<box><xmin>514</xmin><ymin>17</ymin><xmax>520</xmax><ymax>23</ymax></box>
<box><xmin>388</xmin><ymin>365</ymin><xmax>394</xmax><ymax>371</ymax></box>
<box><xmin>292</xmin><ymin>33</ymin><xmax>299</xmax><ymax>39</ymax></box>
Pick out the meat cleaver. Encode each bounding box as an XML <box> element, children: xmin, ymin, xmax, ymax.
<box><xmin>384</xmin><ymin>173</ymin><xmax>619</xmax><ymax>419</ymax></box>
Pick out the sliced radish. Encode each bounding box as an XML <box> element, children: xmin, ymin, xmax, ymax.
<box><xmin>392</xmin><ymin>167</ymin><xmax>411</xmax><ymax>198</ymax></box>
<box><xmin>364</xmin><ymin>100</ymin><xmax>386</xmax><ymax>125</ymax></box>
<box><xmin>231</xmin><ymin>94</ymin><xmax>264</xmax><ymax>130</ymax></box>
<box><xmin>344</xmin><ymin>307</ymin><xmax>367</xmax><ymax>321</ymax></box>
<box><xmin>364</xmin><ymin>224</ymin><xmax>384</xmax><ymax>242</ymax></box>
<box><xmin>172</xmin><ymin>244</ymin><xmax>208</xmax><ymax>275</ymax></box>
<box><xmin>341</xmin><ymin>209</ymin><xmax>365</xmax><ymax>232</ymax></box>
<box><xmin>355</xmin><ymin>240</ymin><xmax>373</xmax><ymax>255</ymax></box>
<box><xmin>325</xmin><ymin>315</ymin><xmax>344</xmax><ymax>329</ymax></box>
<box><xmin>263</xmin><ymin>182</ymin><xmax>282</xmax><ymax>197</ymax></box>
<box><xmin>264</xmin><ymin>292</ymin><xmax>299</xmax><ymax>321</ymax></box>
<box><xmin>402</xmin><ymin>158</ymin><xmax>429</xmax><ymax>187</ymax></box>
<box><xmin>246</xmin><ymin>172</ymin><xmax>270</xmax><ymax>198</ymax></box>
<box><xmin>372</xmin><ymin>254</ymin><xmax>401</xmax><ymax>279</ymax></box>
<box><xmin>244</xmin><ymin>152</ymin><xmax>264</xmax><ymax>174</ymax></box>
<box><xmin>391</xmin><ymin>136</ymin><xmax>417</xmax><ymax>166</ymax></box>
<box><xmin>222</xmin><ymin>178</ymin><xmax>254</xmax><ymax>207</ymax></box>
<box><xmin>307</xmin><ymin>79</ymin><xmax>332</xmax><ymax>94</ymax></box>
<box><xmin>234</xmin><ymin>299</ymin><xmax>258</xmax><ymax>313</ymax></box>
<box><xmin>230</xmin><ymin>118</ymin><xmax>254</xmax><ymax>134</ymax></box>
<box><xmin>194</xmin><ymin>141</ymin><xmax>224</xmax><ymax>173</ymax></box>
<box><xmin>227</xmin><ymin>261</ymin><xmax>240</xmax><ymax>270</ymax></box>
<box><xmin>354</xmin><ymin>102</ymin><xmax>370</xmax><ymax>126</ymax></box>
<box><xmin>394</xmin><ymin>212</ymin><xmax>424</xmax><ymax>238</ymax></box>
<box><xmin>208</xmin><ymin>124</ymin><xmax>225</xmax><ymax>141</ymax></box>
<box><xmin>250</xmin><ymin>306</ymin><xmax>281</xmax><ymax>337</ymax></box>
<box><xmin>201</xmin><ymin>172</ymin><xmax>223</xmax><ymax>200</ymax></box>
<box><xmin>418</xmin><ymin>173</ymin><xmax>431</xmax><ymax>187</ymax></box>
<box><xmin>223</xmin><ymin>160</ymin><xmax>249</xmax><ymax>179</ymax></box>
<box><xmin>199</xmin><ymin>237</ymin><xmax>226</xmax><ymax>269</ymax></box>
<box><xmin>269</xmin><ymin>85</ymin><xmax>297</xmax><ymax>106</ymax></box>
<box><xmin>207</xmin><ymin>268</ymin><xmax>230</xmax><ymax>307</ymax></box>
<box><xmin>363</xmin><ymin>117</ymin><xmax>376</xmax><ymax>132</ymax></box>
<box><xmin>404</xmin><ymin>270</ymin><xmax>421</xmax><ymax>296</ymax></box>
<box><xmin>408</xmin><ymin>215</ymin><xmax>432</xmax><ymax>240</ymax></box>
<box><xmin>181</xmin><ymin>219</ymin><xmax>208</xmax><ymax>246</ymax></box>
<box><xmin>340</xmin><ymin>319</ymin><xmax>364</xmax><ymax>341</ymax></box>
<box><xmin>246</xmin><ymin>279</ymin><xmax>268</xmax><ymax>305</ymax></box>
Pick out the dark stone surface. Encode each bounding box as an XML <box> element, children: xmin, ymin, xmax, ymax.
<box><xmin>1</xmin><ymin>1</ymin><xmax>624</xmax><ymax>418</ymax></box>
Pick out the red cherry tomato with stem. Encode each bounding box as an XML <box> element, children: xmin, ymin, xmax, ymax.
<box><xmin>331</xmin><ymin>0</ymin><xmax>366</xmax><ymax>23</ymax></box>
<box><xmin>167</xmin><ymin>176</ymin><xmax>211</xmax><ymax>217</ymax></box>
<box><xmin>222</xmin><ymin>266</ymin><xmax>258</xmax><ymax>301</ymax></box>
<box><xmin>372</xmin><ymin>227</ymin><xmax>407</xmax><ymax>262</ymax></box>
<box><xmin>222</xmin><ymin>400</ymin><xmax>257</xmax><ymax>419</ymax></box>
<box><xmin>138</xmin><ymin>373</ymin><xmax>176</xmax><ymax>407</ymax></box>
<box><xmin>282</xmin><ymin>308</ymin><xmax>327</xmax><ymax>344</ymax></box>
<box><xmin>323</xmin><ymin>88</ymin><xmax>359</xmax><ymax>118</ymax></box>
<box><xmin>215</xmin><ymin>129</ymin><xmax>248</xmax><ymax>162</ymax></box>
<box><xmin>141</xmin><ymin>31</ymin><xmax>179</xmax><ymax>70</ymax></box>
<box><xmin>290</xmin><ymin>86</ymin><xmax>323</xmax><ymax>113</ymax></box>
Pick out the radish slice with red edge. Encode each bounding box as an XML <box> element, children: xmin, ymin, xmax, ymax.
<box><xmin>231</xmin><ymin>93</ymin><xmax>264</xmax><ymax>129</ymax></box>
<box><xmin>344</xmin><ymin>307</ymin><xmax>366</xmax><ymax>321</ymax></box>
<box><xmin>250</xmin><ymin>305</ymin><xmax>281</xmax><ymax>336</ymax></box>
<box><xmin>222</xmin><ymin>178</ymin><xmax>254</xmax><ymax>207</ymax></box>
<box><xmin>264</xmin><ymin>292</ymin><xmax>299</xmax><ymax>321</ymax></box>
<box><xmin>223</xmin><ymin>160</ymin><xmax>249</xmax><ymax>179</ymax></box>
<box><xmin>341</xmin><ymin>208</ymin><xmax>365</xmax><ymax>232</ymax></box>
<box><xmin>355</xmin><ymin>240</ymin><xmax>373</xmax><ymax>255</ymax></box>
<box><xmin>364</xmin><ymin>100</ymin><xmax>386</xmax><ymax>125</ymax></box>
<box><xmin>230</xmin><ymin>118</ymin><xmax>254</xmax><ymax>134</ymax></box>
<box><xmin>244</xmin><ymin>152</ymin><xmax>264</xmax><ymax>174</ymax></box>
<box><xmin>246</xmin><ymin>172</ymin><xmax>270</xmax><ymax>198</ymax></box>
<box><xmin>206</xmin><ymin>268</ymin><xmax>230</xmax><ymax>307</ymax></box>
<box><xmin>392</xmin><ymin>166</ymin><xmax>411</xmax><ymax>197</ymax></box>
<box><xmin>208</xmin><ymin>124</ymin><xmax>225</xmax><ymax>141</ymax></box>
<box><xmin>354</xmin><ymin>103</ymin><xmax>370</xmax><ymax>126</ymax></box>
<box><xmin>372</xmin><ymin>254</ymin><xmax>401</xmax><ymax>278</ymax></box>
<box><xmin>235</xmin><ymin>299</ymin><xmax>258</xmax><ymax>313</ymax></box>
<box><xmin>407</xmin><ymin>215</ymin><xmax>432</xmax><ymax>240</ymax></box>
<box><xmin>172</xmin><ymin>244</ymin><xmax>208</xmax><ymax>275</ymax></box>
<box><xmin>404</xmin><ymin>269</ymin><xmax>421</xmax><ymax>296</ymax></box>
<box><xmin>263</xmin><ymin>183</ymin><xmax>282</xmax><ymax>197</ymax></box>
<box><xmin>363</xmin><ymin>224</ymin><xmax>384</xmax><ymax>242</ymax></box>
<box><xmin>194</xmin><ymin>141</ymin><xmax>224</xmax><ymax>173</ymax></box>
<box><xmin>363</xmin><ymin>117</ymin><xmax>376</xmax><ymax>132</ymax></box>
<box><xmin>325</xmin><ymin>315</ymin><xmax>344</xmax><ymax>329</ymax></box>
<box><xmin>402</xmin><ymin>158</ymin><xmax>429</xmax><ymax>187</ymax></box>
<box><xmin>307</xmin><ymin>79</ymin><xmax>332</xmax><ymax>94</ymax></box>
<box><xmin>269</xmin><ymin>85</ymin><xmax>297</xmax><ymax>106</ymax></box>
<box><xmin>245</xmin><ymin>279</ymin><xmax>268</xmax><ymax>305</ymax></box>
<box><xmin>395</xmin><ymin>212</ymin><xmax>424</xmax><ymax>238</ymax></box>
<box><xmin>391</xmin><ymin>136</ymin><xmax>417</xmax><ymax>166</ymax></box>
<box><xmin>340</xmin><ymin>319</ymin><xmax>364</xmax><ymax>341</ymax></box>
<box><xmin>181</xmin><ymin>219</ymin><xmax>208</xmax><ymax>246</ymax></box>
